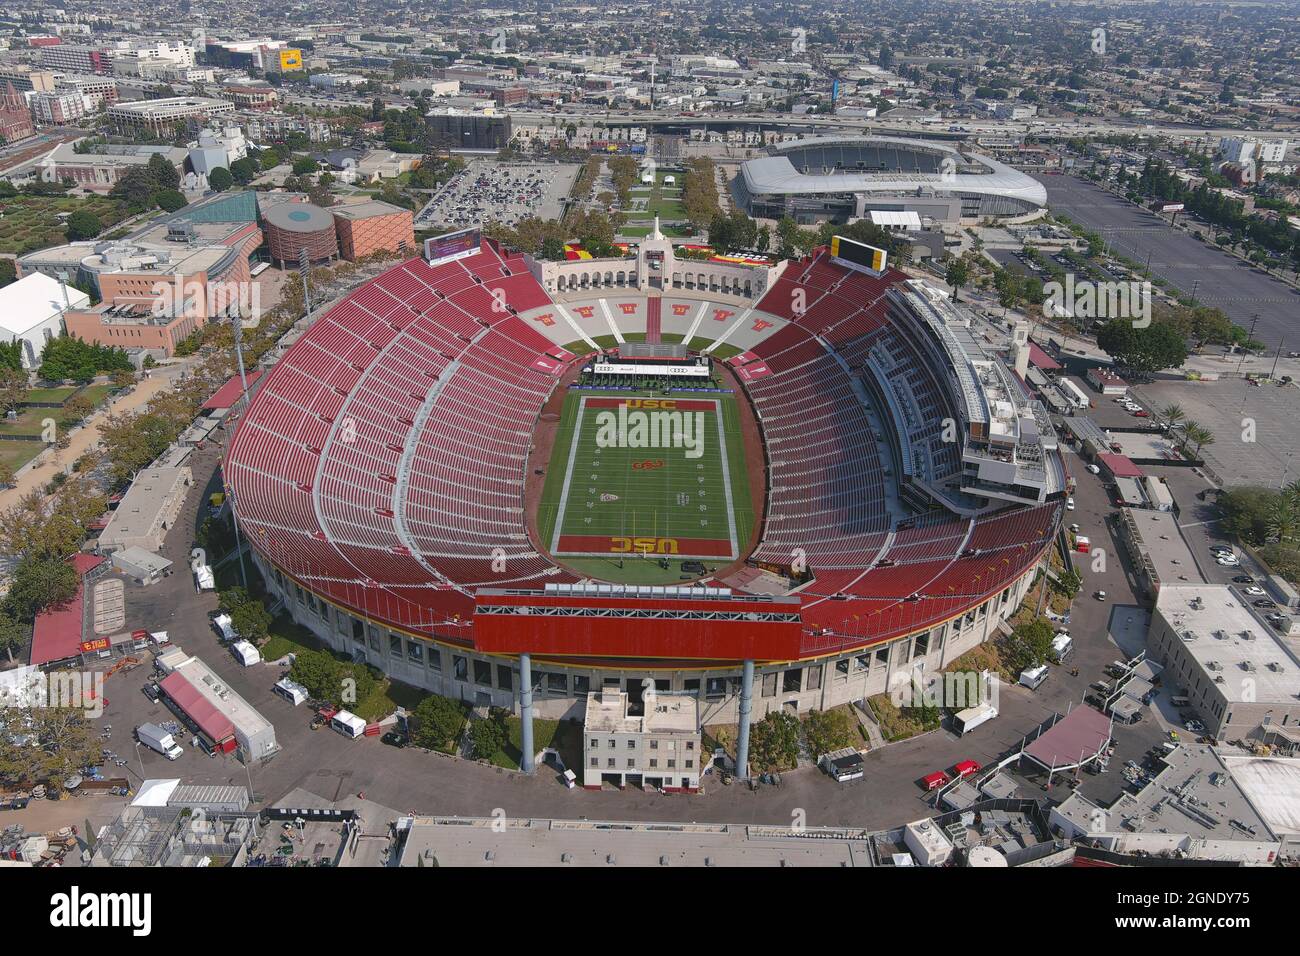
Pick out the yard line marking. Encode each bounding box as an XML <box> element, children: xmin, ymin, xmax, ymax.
<box><xmin>550</xmin><ymin>395</ymin><xmax>587</xmax><ymax>554</ymax></box>
<box><xmin>713</xmin><ymin>397</ymin><xmax>739</xmax><ymax>558</ymax></box>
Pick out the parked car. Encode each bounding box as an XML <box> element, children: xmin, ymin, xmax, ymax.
<box><xmin>1210</xmin><ymin>544</ymin><xmax>1234</xmax><ymax>554</ymax></box>
<box><xmin>1243</xmin><ymin>586</ymin><xmax>1265</xmax><ymax>596</ymax></box>
<box><xmin>1232</xmin><ymin>574</ymin><xmax>1254</xmax><ymax>584</ymax></box>
<box><xmin>1254</xmin><ymin>599</ymin><xmax>1277</xmax><ymax>609</ymax></box>
<box><xmin>1066</xmin><ymin>497</ymin><xmax>1075</xmax><ymax>511</ymax></box>
<box><xmin>141</xmin><ymin>683</ymin><xmax>161</xmax><ymax>703</ymax></box>
<box><xmin>1095</xmin><ymin>590</ymin><xmax>1107</xmax><ymax>601</ymax></box>
<box><xmin>1086</xmin><ymin>464</ymin><xmax>1101</xmax><ymax>475</ymax></box>
<box><xmin>381</xmin><ymin>731</ymin><xmax>408</xmax><ymax>748</ymax></box>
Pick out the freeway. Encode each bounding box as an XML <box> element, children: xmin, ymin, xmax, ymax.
<box><xmin>1033</xmin><ymin>173</ymin><xmax>1300</xmax><ymax>347</ymax></box>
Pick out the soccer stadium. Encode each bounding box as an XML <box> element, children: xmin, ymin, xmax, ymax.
<box><xmin>224</xmin><ymin>226</ymin><xmax>1067</xmax><ymax>750</ymax></box>
<box><xmin>735</xmin><ymin>135</ymin><xmax>1049</xmax><ymax>224</ymax></box>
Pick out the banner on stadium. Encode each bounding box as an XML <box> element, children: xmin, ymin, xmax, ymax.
<box><xmin>593</xmin><ymin>364</ymin><xmax>710</xmax><ymax>378</ymax></box>
<box><xmin>424</xmin><ymin>226</ymin><xmax>482</xmax><ymax>266</ymax></box>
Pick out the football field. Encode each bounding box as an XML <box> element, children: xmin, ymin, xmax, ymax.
<box><xmin>538</xmin><ymin>392</ymin><xmax>754</xmax><ymax>571</ymax></box>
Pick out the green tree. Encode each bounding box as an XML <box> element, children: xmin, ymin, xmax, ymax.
<box><xmin>1096</xmin><ymin>319</ymin><xmax>1188</xmax><ymax>377</ymax></box>
<box><xmin>154</xmin><ymin>189</ymin><xmax>187</xmax><ymax>212</ymax></box>
<box><xmin>147</xmin><ymin>152</ymin><xmax>180</xmax><ymax>191</ymax></box>
<box><xmin>945</xmin><ymin>257</ymin><xmax>970</xmax><ymax>301</ymax></box>
<box><xmin>4</xmin><ymin>557</ymin><xmax>79</xmax><ymax>620</ymax></box>
<box><xmin>747</xmin><ymin>710</ymin><xmax>800</xmax><ymax>773</ymax></box>
<box><xmin>292</xmin><ymin>155</ymin><xmax>319</xmax><ymax>175</ymax></box>
<box><xmin>208</xmin><ymin>166</ymin><xmax>234</xmax><ymax>192</ymax></box>
<box><xmin>410</xmin><ymin>694</ymin><xmax>468</xmax><ymax>753</ymax></box>
<box><xmin>65</xmin><ymin>210</ymin><xmax>102</xmax><ymax>241</ymax></box>
<box><xmin>0</xmin><ymin>258</ymin><xmax>16</xmax><ymax>288</ymax></box>
<box><xmin>0</xmin><ymin>609</ymin><xmax>26</xmax><ymax>662</ymax></box>
<box><xmin>469</xmin><ymin>709</ymin><xmax>508</xmax><ymax>760</ymax></box>
<box><xmin>229</xmin><ymin>156</ymin><xmax>259</xmax><ymax>185</ymax></box>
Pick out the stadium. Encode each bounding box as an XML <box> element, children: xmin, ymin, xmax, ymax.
<box><xmin>224</xmin><ymin>226</ymin><xmax>1066</xmax><ymax>750</ymax></box>
<box><xmin>735</xmin><ymin>135</ymin><xmax>1049</xmax><ymax>224</ymax></box>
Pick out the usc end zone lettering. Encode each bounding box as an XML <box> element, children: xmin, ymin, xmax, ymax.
<box><xmin>622</xmin><ymin>399</ymin><xmax>676</xmax><ymax>409</ymax></box>
<box><xmin>610</xmin><ymin>536</ymin><xmax>680</xmax><ymax>554</ymax></box>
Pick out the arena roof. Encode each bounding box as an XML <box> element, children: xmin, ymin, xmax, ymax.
<box><xmin>263</xmin><ymin>202</ymin><xmax>335</xmax><ymax>233</ymax></box>
<box><xmin>740</xmin><ymin>135</ymin><xmax>1047</xmax><ymax>208</ymax></box>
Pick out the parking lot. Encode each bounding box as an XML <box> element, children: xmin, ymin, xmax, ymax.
<box><xmin>1130</xmin><ymin>376</ymin><xmax>1300</xmax><ymax>489</ymax></box>
<box><xmin>1034</xmin><ymin>173</ymin><xmax>1300</xmax><ymax>347</ymax></box>
<box><xmin>415</xmin><ymin>160</ymin><xmax>579</xmax><ymax>229</ymax></box>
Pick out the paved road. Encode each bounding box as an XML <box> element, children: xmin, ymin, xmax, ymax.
<box><xmin>1034</xmin><ymin>173</ymin><xmax>1300</xmax><ymax>347</ymax></box>
<box><xmin>76</xmin><ymin>426</ymin><xmax>1167</xmax><ymax>831</ymax></box>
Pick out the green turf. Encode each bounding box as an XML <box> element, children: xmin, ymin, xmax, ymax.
<box><xmin>537</xmin><ymin>387</ymin><xmax>754</xmax><ymax>584</ymax></box>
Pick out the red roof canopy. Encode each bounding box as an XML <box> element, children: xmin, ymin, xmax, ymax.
<box><xmin>1028</xmin><ymin>343</ymin><xmax>1061</xmax><ymax>371</ymax></box>
<box><xmin>159</xmin><ymin>670</ymin><xmax>235</xmax><ymax>743</ymax></box>
<box><xmin>29</xmin><ymin>554</ymin><xmax>104</xmax><ymax>667</ymax></box>
<box><xmin>1023</xmin><ymin>707</ymin><xmax>1112</xmax><ymax>769</ymax></box>
<box><xmin>203</xmin><ymin>370</ymin><xmax>263</xmax><ymax>410</ymax></box>
<box><xmin>1098</xmin><ymin>453</ymin><xmax>1143</xmax><ymax>478</ymax></box>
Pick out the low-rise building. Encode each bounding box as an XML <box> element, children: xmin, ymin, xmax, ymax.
<box><xmin>98</xmin><ymin>465</ymin><xmax>192</xmax><ymax>553</ymax></box>
<box><xmin>1149</xmin><ymin>584</ymin><xmax>1300</xmax><ymax>742</ymax></box>
<box><xmin>582</xmin><ymin>687</ymin><xmax>702</xmax><ymax>791</ymax></box>
<box><xmin>1050</xmin><ymin>743</ymin><xmax>1283</xmax><ymax>865</ymax></box>
<box><xmin>36</xmin><ymin>143</ymin><xmax>187</xmax><ymax>193</ymax></box>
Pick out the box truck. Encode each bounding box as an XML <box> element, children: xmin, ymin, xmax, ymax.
<box><xmin>137</xmin><ymin>722</ymin><xmax>183</xmax><ymax>760</ymax></box>
<box><xmin>952</xmin><ymin>702</ymin><xmax>998</xmax><ymax>735</ymax></box>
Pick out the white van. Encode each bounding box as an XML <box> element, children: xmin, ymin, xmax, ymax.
<box><xmin>1019</xmin><ymin>665</ymin><xmax>1050</xmax><ymax>690</ymax></box>
<box><xmin>330</xmin><ymin>710</ymin><xmax>366</xmax><ymax>739</ymax></box>
<box><xmin>230</xmin><ymin>640</ymin><xmax>261</xmax><ymax>667</ymax></box>
<box><xmin>272</xmin><ymin>678</ymin><xmax>309</xmax><ymax>706</ymax></box>
<box><xmin>194</xmin><ymin>564</ymin><xmax>215</xmax><ymax>592</ymax></box>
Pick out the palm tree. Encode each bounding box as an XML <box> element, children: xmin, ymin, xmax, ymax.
<box><xmin>1184</xmin><ymin>423</ymin><xmax>1215</xmax><ymax>457</ymax></box>
<box><xmin>1283</xmin><ymin>479</ymin><xmax>1300</xmax><ymax>512</ymax></box>
<box><xmin>1159</xmin><ymin>403</ymin><xmax>1185</xmax><ymax>429</ymax></box>
<box><xmin>1267</xmin><ymin>497</ymin><xmax>1299</xmax><ymax>545</ymax></box>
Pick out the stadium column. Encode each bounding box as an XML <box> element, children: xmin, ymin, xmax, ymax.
<box><xmin>519</xmin><ymin>653</ymin><xmax>535</xmax><ymax>773</ymax></box>
<box><xmin>735</xmin><ymin>659</ymin><xmax>754</xmax><ymax>780</ymax></box>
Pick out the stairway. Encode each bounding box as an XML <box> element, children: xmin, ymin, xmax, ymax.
<box><xmin>645</xmin><ymin>295</ymin><xmax>662</xmax><ymax>344</ymax></box>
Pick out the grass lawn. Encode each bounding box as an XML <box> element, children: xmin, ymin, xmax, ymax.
<box><xmin>866</xmin><ymin>694</ymin><xmax>941</xmax><ymax>741</ymax></box>
<box><xmin>353</xmin><ymin>676</ymin><xmax>429</xmax><ymax>723</ymax></box>
<box><xmin>22</xmin><ymin>387</ymin><xmax>78</xmax><ymax>405</ymax></box>
<box><xmin>0</xmin><ymin>441</ymin><xmax>41</xmax><ymax>473</ymax></box>
<box><xmin>259</xmin><ymin>614</ymin><xmax>326</xmax><ymax>662</ymax></box>
<box><xmin>78</xmin><ymin>384</ymin><xmax>116</xmax><ymax>407</ymax></box>
<box><xmin>483</xmin><ymin>717</ymin><xmax>583</xmax><ymax>771</ymax></box>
